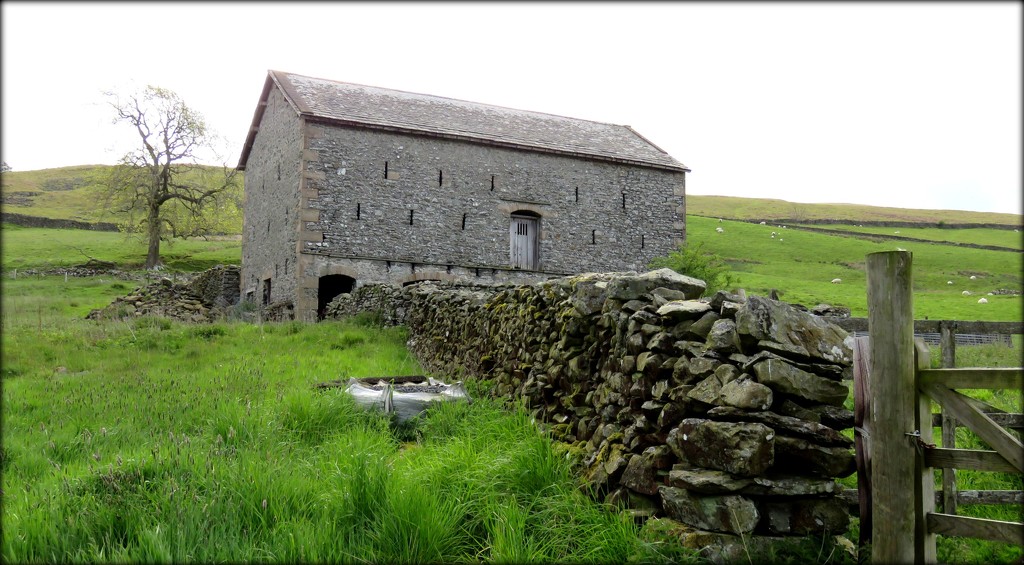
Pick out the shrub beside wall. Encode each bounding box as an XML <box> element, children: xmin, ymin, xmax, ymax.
<box><xmin>326</xmin><ymin>269</ymin><xmax>856</xmax><ymax>548</ymax></box>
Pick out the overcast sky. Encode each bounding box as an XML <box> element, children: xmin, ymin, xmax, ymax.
<box><xmin>2</xmin><ymin>2</ymin><xmax>1021</xmax><ymax>215</ymax></box>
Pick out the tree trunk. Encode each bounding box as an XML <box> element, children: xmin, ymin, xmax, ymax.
<box><xmin>146</xmin><ymin>204</ymin><xmax>162</xmax><ymax>269</ymax></box>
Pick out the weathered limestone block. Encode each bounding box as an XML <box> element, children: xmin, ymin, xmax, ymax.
<box><xmin>706</xmin><ymin>406</ymin><xmax>853</xmax><ymax>447</ymax></box>
<box><xmin>704</xmin><ymin>318</ymin><xmax>742</xmax><ymax>355</ymax></box>
<box><xmin>686</xmin><ymin>364</ymin><xmax>742</xmax><ymax>406</ymax></box>
<box><xmin>672</xmin><ymin>355</ymin><xmax>719</xmax><ymax>385</ymax></box>
<box><xmin>620</xmin><ymin>445</ymin><xmax>674</xmax><ymax>495</ymax></box>
<box><xmin>761</xmin><ymin>497</ymin><xmax>850</xmax><ymax>534</ymax></box>
<box><xmin>773</xmin><ymin>436</ymin><xmax>856</xmax><ymax>478</ymax></box>
<box><xmin>719</xmin><ymin>376</ymin><xmax>773</xmax><ymax>411</ymax></box>
<box><xmin>584</xmin><ymin>439</ymin><xmax>631</xmax><ymax>490</ymax></box>
<box><xmin>668</xmin><ymin>467</ymin><xmax>840</xmax><ymax>497</ymax></box>
<box><xmin>569</xmin><ymin>277</ymin><xmax>608</xmax><ymax>316</ymax></box>
<box><xmin>656</xmin><ymin>300</ymin><xmax>711</xmax><ymax>322</ymax></box>
<box><xmin>658</xmin><ymin>486</ymin><xmax>760</xmax><ymax>534</ymax></box>
<box><xmin>667</xmin><ymin>468</ymin><xmax>753</xmax><ymax>493</ymax></box>
<box><xmin>687</xmin><ymin>375</ymin><xmax>725</xmax><ymax>405</ymax></box>
<box><xmin>605</xmin><ymin>268</ymin><xmax>706</xmax><ymax>302</ymax></box>
<box><xmin>666</xmin><ymin>419</ymin><xmax>774</xmax><ymax>477</ymax></box>
<box><xmin>684</xmin><ymin>311</ymin><xmax>721</xmax><ymax>341</ymax></box>
<box><xmin>734</xmin><ymin>295</ymin><xmax>853</xmax><ymax>365</ymax></box>
<box><xmin>751</xmin><ymin>358</ymin><xmax>849</xmax><ymax>406</ymax></box>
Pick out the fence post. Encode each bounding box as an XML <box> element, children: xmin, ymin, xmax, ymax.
<box><xmin>940</xmin><ymin>320</ymin><xmax>956</xmax><ymax>368</ymax></box>
<box><xmin>852</xmin><ymin>336</ymin><xmax>873</xmax><ymax>552</ymax></box>
<box><xmin>914</xmin><ymin>339</ymin><xmax>937</xmax><ymax>562</ymax></box>
<box><xmin>866</xmin><ymin>250</ymin><xmax>916</xmax><ymax>564</ymax></box>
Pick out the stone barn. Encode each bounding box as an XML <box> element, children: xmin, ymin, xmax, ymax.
<box><xmin>237</xmin><ymin>70</ymin><xmax>690</xmax><ymax>321</ymax></box>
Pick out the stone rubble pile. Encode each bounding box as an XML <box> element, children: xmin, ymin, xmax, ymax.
<box><xmin>86</xmin><ymin>277</ymin><xmax>217</xmax><ymax>323</ymax></box>
<box><xmin>85</xmin><ymin>266</ymin><xmax>241</xmax><ymax>323</ymax></box>
<box><xmin>328</xmin><ymin>269</ymin><xmax>857</xmax><ymax>554</ymax></box>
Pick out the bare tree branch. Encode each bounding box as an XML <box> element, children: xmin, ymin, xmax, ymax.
<box><xmin>104</xmin><ymin>85</ymin><xmax>241</xmax><ymax>268</ymax></box>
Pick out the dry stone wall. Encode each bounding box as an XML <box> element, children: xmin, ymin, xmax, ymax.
<box><xmin>326</xmin><ymin>269</ymin><xmax>857</xmax><ymax>545</ymax></box>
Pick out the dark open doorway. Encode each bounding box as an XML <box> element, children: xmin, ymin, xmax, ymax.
<box><xmin>318</xmin><ymin>274</ymin><xmax>356</xmax><ymax>321</ymax></box>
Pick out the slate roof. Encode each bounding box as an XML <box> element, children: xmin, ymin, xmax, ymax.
<box><xmin>238</xmin><ymin>70</ymin><xmax>689</xmax><ymax>172</ymax></box>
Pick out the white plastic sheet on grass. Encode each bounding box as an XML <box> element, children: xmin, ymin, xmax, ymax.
<box><xmin>343</xmin><ymin>377</ymin><xmax>471</xmax><ymax>423</ymax></box>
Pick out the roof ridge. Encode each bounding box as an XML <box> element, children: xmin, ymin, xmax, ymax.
<box><xmin>272</xmin><ymin>69</ymin><xmax>630</xmax><ymax>130</ymax></box>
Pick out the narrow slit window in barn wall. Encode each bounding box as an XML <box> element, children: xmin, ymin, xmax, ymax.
<box><xmin>641</xmin><ymin>234</ymin><xmax>645</xmax><ymax>249</ymax></box>
<box><xmin>438</xmin><ymin>170</ymin><xmax>443</xmax><ymax>187</ymax></box>
<box><xmin>592</xmin><ymin>230</ymin><xmax>596</xmax><ymax>244</ymax></box>
<box><xmin>384</xmin><ymin>161</ymin><xmax>389</xmax><ymax>179</ymax></box>
<box><xmin>357</xmin><ymin>203</ymin><xmax>361</xmax><ymax>220</ymax></box>
<box><xmin>622</xmin><ymin>193</ymin><xmax>626</xmax><ymax>210</ymax></box>
<box><xmin>575</xmin><ymin>186</ymin><xmax>579</xmax><ymax>202</ymax></box>
<box><xmin>409</xmin><ymin>210</ymin><xmax>414</xmax><ymax>225</ymax></box>
<box><xmin>462</xmin><ymin>213</ymin><xmax>467</xmax><ymax>230</ymax></box>
<box><xmin>491</xmin><ymin>175</ymin><xmax>495</xmax><ymax>191</ymax></box>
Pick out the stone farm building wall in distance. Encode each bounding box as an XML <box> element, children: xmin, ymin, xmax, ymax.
<box><xmin>238</xmin><ymin>70</ymin><xmax>690</xmax><ymax>322</ymax></box>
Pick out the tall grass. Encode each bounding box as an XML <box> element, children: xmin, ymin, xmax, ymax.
<box><xmin>2</xmin><ymin>276</ymin><xmax>696</xmax><ymax>563</ymax></box>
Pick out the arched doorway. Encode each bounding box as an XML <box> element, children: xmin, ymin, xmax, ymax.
<box><xmin>510</xmin><ymin>211</ymin><xmax>540</xmax><ymax>270</ymax></box>
<box><xmin>318</xmin><ymin>274</ymin><xmax>355</xmax><ymax>320</ymax></box>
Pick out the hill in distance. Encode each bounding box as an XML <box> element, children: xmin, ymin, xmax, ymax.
<box><xmin>2</xmin><ymin>165</ymin><xmax>1021</xmax><ymax>229</ymax></box>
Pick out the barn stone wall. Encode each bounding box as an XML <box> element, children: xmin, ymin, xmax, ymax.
<box><xmin>300</xmin><ymin>125</ymin><xmax>685</xmax><ymax>274</ymax></box>
<box><xmin>240</xmin><ymin>86</ymin><xmax>304</xmax><ymax>306</ymax></box>
<box><xmin>326</xmin><ymin>270</ymin><xmax>856</xmax><ymax>547</ymax></box>
<box><xmin>244</xmin><ymin>99</ymin><xmax>686</xmax><ymax>321</ymax></box>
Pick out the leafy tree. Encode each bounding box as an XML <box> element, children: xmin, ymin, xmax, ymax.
<box><xmin>1</xmin><ymin>161</ymin><xmax>11</xmax><ymax>173</ymax></box>
<box><xmin>648</xmin><ymin>240</ymin><xmax>734</xmax><ymax>296</ymax></box>
<box><xmin>105</xmin><ymin>85</ymin><xmax>239</xmax><ymax>269</ymax></box>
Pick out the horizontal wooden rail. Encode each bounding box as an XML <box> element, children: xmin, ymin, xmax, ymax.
<box><xmin>842</xmin><ymin>489</ymin><xmax>1023</xmax><ymax>507</ymax></box>
<box><xmin>926</xmin><ymin>513</ymin><xmax>1024</xmax><ymax>545</ymax></box>
<box><xmin>919</xmin><ymin>368</ymin><xmax>1023</xmax><ymax>390</ymax></box>
<box><xmin>922</xmin><ymin>382</ymin><xmax>1024</xmax><ymax>472</ymax></box>
<box><xmin>931</xmin><ymin>412</ymin><xmax>1023</xmax><ymax>429</ymax></box>
<box><xmin>924</xmin><ymin>448</ymin><xmax>1020</xmax><ymax>473</ymax></box>
<box><xmin>826</xmin><ymin>318</ymin><xmax>1024</xmax><ymax>335</ymax></box>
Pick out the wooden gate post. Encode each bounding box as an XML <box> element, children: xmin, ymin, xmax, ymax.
<box><xmin>866</xmin><ymin>251</ymin><xmax>917</xmax><ymax>564</ymax></box>
<box><xmin>939</xmin><ymin>320</ymin><xmax>957</xmax><ymax>368</ymax></box>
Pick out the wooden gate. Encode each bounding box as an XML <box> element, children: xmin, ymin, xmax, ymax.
<box><xmin>510</xmin><ymin>214</ymin><xmax>538</xmax><ymax>270</ymax></box>
<box><xmin>860</xmin><ymin>251</ymin><xmax>1023</xmax><ymax>563</ymax></box>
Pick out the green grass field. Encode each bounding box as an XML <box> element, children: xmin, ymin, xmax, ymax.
<box><xmin>687</xmin><ymin>195</ymin><xmax>1023</xmax><ymax>226</ymax></box>
<box><xmin>1</xmin><ymin>224</ymin><xmax>241</xmax><ymax>272</ymax></box>
<box><xmin>1</xmin><ymin>165</ymin><xmax>243</xmax><ymax>233</ymax></box>
<box><xmin>686</xmin><ymin>216</ymin><xmax>1023</xmax><ymax>321</ymax></box>
<box><xmin>791</xmin><ymin>224</ymin><xmax>1023</xmax><ymax>250</ymax></box>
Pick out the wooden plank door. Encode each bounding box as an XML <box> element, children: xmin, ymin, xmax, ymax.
<box><xmin>510</xmin><ymin>216</ymin><xmax>538</xmax><ymax>269</ymax></box>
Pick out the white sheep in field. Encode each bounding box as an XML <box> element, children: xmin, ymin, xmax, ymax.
<box><xmin>897</xmin><ymin>247</ymin><xmax>906</xmax><ymax>251</ymax></box>
<box><xmin>715</xmin><ymin>227</ymin><xmax>724</xmax><ymax>233</ymax></box>
<box><xmin>718</xmin><ymin>218</ymin><xmax>723</xmax><ymax>223</ymax></box>
<box><xmin>831</xmin><ymin>278</ymin><xmax>842</xmax><ymax>284</ymax></box>
<box><xmin>894</xmin><ymin>230</ymin><xmax>900</xmax><ymax>234</ymax></box>
<box><xmin>759</xmin><ymin>221</ymin><xmax>767</xmax><ymax>225</ymax></box>
<box><xmin>970</xmin><ymin>275</ymin><xmax>977</xmax><ymax>280</ymax></box>
<box><xmin>962</xmin><ymin>290</ymin><xmax>971</xmax><ymax>296</ymax></box>
<box><xmin>947</xmin><ymin>281</ymin><xmax>954</xmax><ymax>285</ymax></box>
<box><xmin>978</xmin><ymin>298</ymin><xmax>989</xmax><ymax>304</ymax></box>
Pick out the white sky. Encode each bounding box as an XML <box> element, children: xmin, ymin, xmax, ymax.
<box><xmin>2</xmin><ymin>1</ymin><xmax>1021</xmax><ymax>215</ymax></box>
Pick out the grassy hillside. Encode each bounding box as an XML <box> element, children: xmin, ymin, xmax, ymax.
<box><xmin>0</xmin><ymin>225</ymin><xmax>240</xmax><ymax>272</ymax></box>
<box><xmin>686</xmin><ymin>216</ymin><xmax>1022</xmax><ymax>321</ymax></box>
<box><xmin>687</xmin><ymin>195</ymin><xmax>1023</xmax><ymax>226</ymax></box>
<box><xmin>1</xmin><ymin>164</ymin><xmax>243</xmax><ymax>234</ymax></box>
<box><xmin>790</xmin><ymin>224</ymin><xmax>1023</xmax><ymax>250</ymax></box>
